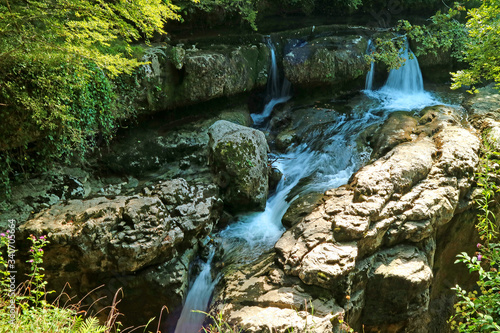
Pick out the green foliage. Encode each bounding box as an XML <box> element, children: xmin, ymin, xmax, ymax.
<box><xmin>177</xmin><ymin>0</ymin><xmax>259</xmax><ymax>30</ymax></box>
<box><xmin>449</xmin><ymin>134</ymin><xmax>500</xmax><ymax>332</ymax></box>
<box><xmin>451</xmin><ymin>0</ymin><xmax>500</xmax><ymax>92</ymax></box>
<box><xmin>0</xmin><ymin>0</ymin><xmax>181</xmax><ymax>77</ymax></box>
<box><xmin>366</xmin><ymin>35</ymin><xmax>409</xmax><ymax>70</ymax></box>
<box><xmin>193</xmin><ymin>310</ymin><xmax>242</xmax><ymax>333</ymax></box>
<box><xmin>474</xmin><ymin>135</ymin><xmax>500</xmax><ymax>242</ymax></box>
<box><xmin>450</xmin><ymin>249</ymin><xmax>500</xmax><ymax>332</ymax></box>
<box><xmin>0</xmin><ymin>0</ymin><xmax>200</xmax><ymax>192</ymax></box>
<box><xmin>394</xmin><ymin>0</ymin><xmax>500</xmax><ymax>92</ymax></box>
<box><xmin>0</xmin><ymin>234</ymin><xmax>111</xmax><ymax>333</ymax></box>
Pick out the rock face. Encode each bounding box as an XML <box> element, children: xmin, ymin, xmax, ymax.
<box><xmin>282</xmin><ymin>32</ymin><xmax>368</xmax><ymax>88</ymax></box>
<box><xmin>212</xmin><ymin>105</ymin><xmax>481</xmax><ymax>332</ymax></box>
<box><xmin>208</xmin><ymin>120</ymin><xmax>270</xmax><ymax>213</ymax></box>
<box><xmin>136</xmin><ymin>25</ymin><xmax>372</xmax><ymax>114</ymax></box>
<box><xmin>19</xmin><ymin>178</ymin><xmax>222</xmax><ymax>328</ymax></box>
<box><xmin>139</xmin><ymin>42</ymin><xmax>270</xmax><ymax>112</ymax></box>
<box><xmin>100</xmin><ymin>106</ymin><xmax>253</xmax><ymax>177</ymax></box>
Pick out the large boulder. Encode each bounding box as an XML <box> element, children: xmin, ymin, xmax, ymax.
<box><xmin>139</xmin><ymin>43</ymin><xmax>270</xmax><ymax>112</ymax></box>
<box><xmin>100</xmin><ymin>106</ymin><xmax>253</xmax><ymax>177</ymax></box>
<box><xmin>208</xmin><ymin>120</ymin><xmax>270</xmax><ymax>213</ymax></box>
<box><xmin>19</xmin><ymin>178</ymin><xmax>222</xmax><ymax>328</ymax></box>
<box><xmin>281</xmin><ymin>32</ymin><xmax>368</xmax><ymax>89</ymax></box>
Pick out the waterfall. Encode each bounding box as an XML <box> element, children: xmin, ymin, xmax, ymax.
<box><xmin>251</xmin><ymin>38</ymin><xmax>292</xmax><ymax>126</ymax></box>
<box><xmin>365</xmin><ymin>39</ymin><xmax>376</xmax><ymax>91</ymax></box>
<box><xmin>173</xmin><ymin>36</ymin><xmax>444</xmax><ymax>333</ymax></box>
<box><xmin>174</xmin><ymin>248</ymin><xmax>217</xmax><ymax>333</ymax></box>
<box><xmin>383</xmin><ymin>42</ymin><xmax>424</xmax><ymax>93</ymax></box>
<box><xmin>365</xmin><ymin>38</ymin><xmax>438</xmax><ymax>110</ymax></box>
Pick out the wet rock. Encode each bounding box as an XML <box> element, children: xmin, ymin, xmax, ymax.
<box><xmin>268</xmin><ymin>167</ymin><xmax>283</xmax><ymax>194</ymax></box>
<box><xmin>19</xmin><ymin>178</ymin><xmax>222</xmax><ymax>328</ymax></box>
<box><xmin>212</xmin><ymin>105</ymin><xmax>481</xmax><ymax>332</ymax></box>
<box><xmin>275</xmin><ymin>129</ymin><xmax>297</xmax><ymax>152</ymax></box>
<box><xmin>208</xmin><ymin>120</ymin><xmax>270</xmax><ymax>213</ymax></box>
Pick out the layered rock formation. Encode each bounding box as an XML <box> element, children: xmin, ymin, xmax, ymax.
<box><xmin>19</xmin><ymin>178</ymin><xmax>223</xmax><ymax>327</ymax></box>
<box><xmin>211</xmin><ymin>104</ymin><xmax>481</xmax><ymax>332</ymax></box>
<box><xmin>137</xmin><ymin>25</ymin><xmax>372</xmax><ymax>113</ymax></box>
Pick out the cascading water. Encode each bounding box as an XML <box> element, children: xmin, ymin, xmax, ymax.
<box><xmin>365</xmin><ymin>38</ymin><xmax>437</xmax><ymax>110</ymax></box>
<box><xmin>174</xmin><ymin>248</ymin><xmax>218</xmax><ymax>333</ymax></box>
<box><xmin>251</xmin><ymin>38</ymin><xmax>291</xmax><ymax>126</ymax></box>
<box><xmin>365</xmin><ymin>39</ymin><xmax>376</xmax><ymax>91</ymax></box>
<box><xmin>173</xmin><ymin>35</ymin><xmax>442</xmax><ymax>333</ymax></box>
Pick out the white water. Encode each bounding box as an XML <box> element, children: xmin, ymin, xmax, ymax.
<box><xmin>174</xmin><ymin>248</ymin><xmax>218</xmax><ymax>333</ymax></box>
<box><xmin>251</xmin><ymin>39</ymin><xmax>292</xmax><ymax>126</ymax></box>
<box><xmin>364</xmin><ymin>40</ymin><xmax>439</xmax><ymax>110</ymax></box>
<box><xmin>365</xmin><ymin>40</ymin><xmax>376</xmax><ymax>91</ymax></box>
<box><xmin>173</xmin><ymin>37</ymin><xmax>442</xmax><ymax>333</ymax></box>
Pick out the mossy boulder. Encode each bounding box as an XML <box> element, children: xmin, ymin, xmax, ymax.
<box><xmin>208</xmin><ymin>120</ymin><xmax>269</xmax><ymax>213</ymax></box>
<box><xmin>138</xmin><ymin>43</ymin><xmax>270</xmax><ymax>112</ymax></box>
<box><xmin>282</xmin><ymin>34</ymin><xmax>368</xmax><ymax>88</ymax></box>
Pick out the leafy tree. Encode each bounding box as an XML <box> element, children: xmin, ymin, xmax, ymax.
<box><xmin>370</xmin><ymin>0</ymin><xmax>500</xmax><ymax>92</ymax></box>
<box><xmin>450</xmin><ymin>0</ymin><xmax>500</xmax><ymax>92</ymax></box>
<box><xmin>0</xmin><ymin>0</ymin><xmax>197</xmax><ymax>191</ymax></box>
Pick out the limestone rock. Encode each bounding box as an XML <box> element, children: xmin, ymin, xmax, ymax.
<box><xmin>282</xmin><ymin>192</ymin><xmax>325</xmax><ymax>229</ymax></box>
<box><xmin>212</xmin><ymin>251</ymin><xmax>345</xmax><ymax>333</ymax></box>
<box><xmin>214</xmin><ymin>105</ymin><xmax>481</xmax><ymax>332</ymax></box>
<box><xmin>140</xmin><ymin>43</ymin><xmax>270</xmax><ymax>112</ymax></box>
<box><xmin>101</xmin><ymin>106</ymin><xmax>252</xmax><ymax>177</ymax></box>
<box><xmin>19</xmin><ymin>178</ymin><xmax>222</xmax><ymax>328</ymax></box>
<box><xmin>208</xmin><ymin>120</ymin><xmax>270</xmax><ymax>213</ymax></box>
<box><xmin>283</xmin><ymin>34</ymin><xmax>368</xmax><ymax>88</ymax></box>
<box><xmin>369</xmin><ymin>111</ymin><xmax>418</xmax><ymax>159</ymax></box>
<box><xmin>362</xmin><ymin>245</ymin><xmax>433</xmax><ymax>326</ymax></box>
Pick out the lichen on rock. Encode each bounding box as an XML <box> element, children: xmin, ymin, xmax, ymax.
<box><xmin>208</xmin><ymin>120</ymin><xmax>270</xmax><ymax>213</ymax></box>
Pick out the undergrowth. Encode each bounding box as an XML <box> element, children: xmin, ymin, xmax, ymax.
<box><xmin>0</xmin><ymin>233</ymin><xmax>157</xmax><ymax>333</ymax></box>
<box><xmin>449</xmin><ymin>133</ymin><xmax>500</xmax><ymax>332</ymax></box>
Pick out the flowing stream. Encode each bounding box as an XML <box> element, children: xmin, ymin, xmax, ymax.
<box><xmin>173</xmin><ymin>40</ymin><xmax>441</xmax><ymax>333</ymax></box>
<box><xmin>251</xmin><ymin>38</ymin><xmax>292</xmax><ymax>126</ymax></box>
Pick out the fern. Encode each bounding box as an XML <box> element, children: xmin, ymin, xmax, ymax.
<box><xmin>75</xmin><ymin>317</ymin><xmax>107</xmax><ymax>333</ymax></box>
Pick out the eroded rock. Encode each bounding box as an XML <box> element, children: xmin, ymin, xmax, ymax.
<box><xmin>212</xmin><ymin>105</ymin><xmax>480</xmax><ymax>332</ymax></box>
<box><xmin>19</xmin><ymin>178</ymin><xmax>222</xmax><ymax>328</ymax></box>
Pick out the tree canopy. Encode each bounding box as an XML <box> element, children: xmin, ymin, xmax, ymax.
<box><xmin>0</xmin><ymin>0</ymin><xmax>184</xmax><ymax>76</ymax></box>
<box><xmin>0</xmin><ymin>0</ymin><xmax>198</xmax><ymax>191</ymax></box>
<box><xmin>369</xmin><ymin>0</ymin><xmax>500</xmax><ymax>92</ymax></box>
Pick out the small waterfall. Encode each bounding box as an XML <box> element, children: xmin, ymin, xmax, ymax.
<box><xmin>383</xmin><ymin>41</ymin><xmax>424</xmax><ymax>93</ymax></box>
<box><xmin>174</xmin><ymin>248</ymin><xmax>217</xmax><ymax>333</ymax></box>
<box><xmin>365</xmin><ymin>38</ymin><xmax>438</xmax><ymax>110</ymax></box>
<box><xmin>365</xmin><ymin>39</ymin><xmax>376</xmax><ymax>91</ymax></box>
<box><xmin>251</xmin><ymin>38</ymin><xmax>292</xmax><ymax>126</ymax></box>
<box><xmin>172</xmin><ymin>37</ymin><xmax>445</xmax><ymax>333</ymax></box>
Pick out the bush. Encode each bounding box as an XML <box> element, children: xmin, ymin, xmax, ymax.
<box><xmin>449</xmin><ymin>135</ymin><xmax>500</xmax><ymax>332</ymax></box>
<box><xmin>0</xmin><ymin>234</ymin><xmax>124</xmax><ymax>333</ymax></box>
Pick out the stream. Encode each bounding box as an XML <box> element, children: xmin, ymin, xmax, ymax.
<box><xmin>173</xmin><ymin>40</ymin><xmax>443</xmax><ymax>333</ymax></box>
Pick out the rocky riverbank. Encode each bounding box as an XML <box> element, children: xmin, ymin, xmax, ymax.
<box><xmin>1</xmin><ymin>24</ymin><xmax>494</xmax><ymax>332</ymax></box>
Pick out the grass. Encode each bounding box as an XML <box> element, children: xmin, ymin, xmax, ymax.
<box><xmin>0</xmin><ymin>234</ymin><xmax>161</xmax><ymax>333</ymax></box>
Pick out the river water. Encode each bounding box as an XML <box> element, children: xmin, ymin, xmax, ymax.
<box><xmin>173</xmin><ymin>40</ymin><xmax>442</xmax><ymax>333</ymax></box>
